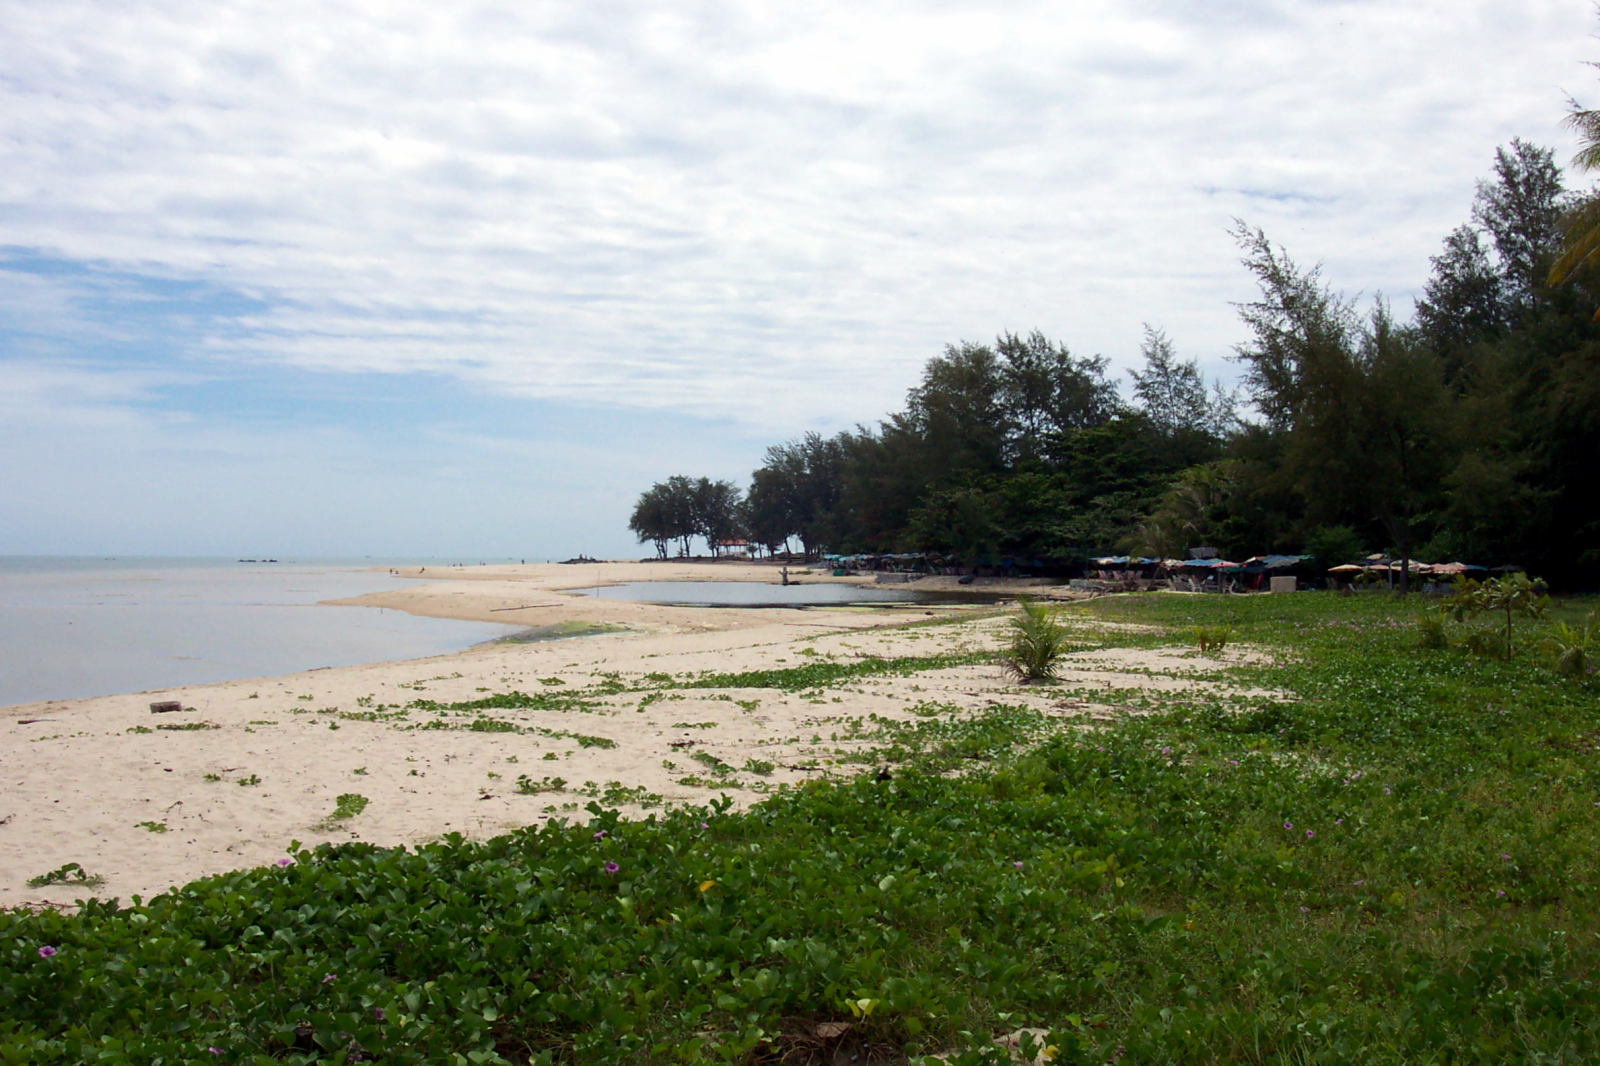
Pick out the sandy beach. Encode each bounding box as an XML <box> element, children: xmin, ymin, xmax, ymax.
<box><xmin>0</xmin><ymin>561</ymin><xmax>1249</xmax><ymax>911</ymax></box>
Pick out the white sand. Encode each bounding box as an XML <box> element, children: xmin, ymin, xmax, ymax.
<box><xmin>0</xmin><ymin>561</ymin><xmax>1258</xmax><ymax>910</ymax></box>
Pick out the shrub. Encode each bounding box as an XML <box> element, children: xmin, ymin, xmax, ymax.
<box><xmin>1444</xmin><ymin>573</ymin><xmax>1548</xmax><ymax>660</ymax></box>
<box><xmin>1191</xmin><ymin>624</ymin><xmax>1233</xmax><ymax>657</ymax></box>
<box><xmin>1546</xmin><ymin>613</ymin><xmax>1599</xmax><ymax>679</ymax></box>
<box><xmin>1415</xmin><ymin>611</ymin><xmax>1450</xmax><ymax>650</ymax></box>
<box><xmin>1001</xmin><ymin>599</ymin><xmax>1073</xmax><ymax>681</ymax></box>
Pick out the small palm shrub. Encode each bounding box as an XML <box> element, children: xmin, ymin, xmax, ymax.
<box><xmin>1546</xmin><ymin>613</ymin><xmax>1598</xmax><ymax>679</ymax></box>
<box><xmin>1191</xmin><ymin>624</ymin><xmax>1233</xmax><ymax>657</ymax></box>
<box><xmin>1002</xmin><ymin>599</ymin><xmax>1073</xmax><ymax>682</ymax></box>
<box><xmin>1415</xmin><ymin>611</ymin><xmax>1450</xmax><ymax>650</ymax></box>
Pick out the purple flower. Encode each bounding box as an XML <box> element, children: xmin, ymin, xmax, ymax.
<box><xmin>373</xmin><ymin>1007</ymin><xmax>386</xmax><ymax>1021</ymax></box>
<box><xmin>1283</xmin><ymin>821</ymin><xmax>1293</xmax><ymax>831</ymax></box>
<box><xmin>698</xmin><ymin>821</ymin><xmax>709</xmax><ymax>830</ymax></box>
<box><xmin>322</xmin><ymin>973</ymin><xmax>336</xmax><ymax>984</ymax></box>
<box><xmin>593</xmin><ymin>830</ymin><xmax>608</xmax><ymax>840</ymax></box>
<box><xmin>1500</xmin><ymin>853</ymin><xmax>1512</xmax><ymax>861</ymax></box>
<box><xmin>1496</xmin><ymin>888</ymin><xmax>1507</xmax><ymax>897</ymax></box>
<box><xmin>1334</xmin><ymin>818</ymin><xmax>1343</xmax><ymax>826</ymax></box>
<box><xmin>1013</xmin><ymin>861</ymin><xmax>1024</xmax><ymax>869</ymax></box>
<box><xmin>1305</xmin><ymin>829</ymin><xmax>1315</xmax><ymax>839</ymax></box>
<box><xmin>604</xmin><ymin>861</ymin><xmax>620</xmax><ymax>875</ymax></box>
<box><xmin>209</xmin><ymin>1049</ymin><xmax>224</xmax><ymax>1056</ymax></box>
<box><xmin>1160</xmin><ymin>746</ymin><xmax>1171</xmax><ymax>756</ymax></box>
<box><xmin>275</xmin><ymin>858</ymin><xmax>293</xmax><ymax>867</ymax></box>
<box><xmin>37</xmin><ymin>945</ymin><xmax>57</xmax><ymax>958</ymax></box>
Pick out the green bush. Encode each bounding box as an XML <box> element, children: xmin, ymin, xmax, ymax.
<box><xmin>1414</xmin><ymin>610</ymin><xmax>1450</xmax><ymax>649</ymax></box>
<box><xmin>1000</xmin><ymin>599</ymin><xmax>1074</xmax><ymax>681</ymax></box>
<box><xmin>1191</xmin><ymin>623</ymin><xmax>1233</xmax><ymax>656</ymax></box>
<box><xmin>1546</xmin><ymin>612</ymin><xmax>1598</xmax><ymax>678</ymax></box>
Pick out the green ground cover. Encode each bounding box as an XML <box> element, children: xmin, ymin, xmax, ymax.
<box><xmin>5</xmin><ymin>592</ymin><xmax>1600</xmax><ymax>1064</ymax></box>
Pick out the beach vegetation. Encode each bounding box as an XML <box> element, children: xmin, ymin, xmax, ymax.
<box><xmin>1545</xmin><ymin>611</ymin><xmax>1599</xmax><ymax>678</ymax></box>
<box><xmin>1189</xmin><ymin>623</ymin><xmax>1233</xmax><ymax>656</ymax></box>
<box><xmin>235</xmin><ymin>774</ymin><xmax>261</xmax><ymax>787</ymax></box>
<box><xmin>10</xmin><ymin>571</ymin><xmax>1600</xmax><ymax>1060</ymax></box>
<box><xmin>1443</xmin><ymin>572</ymin><xmax>1549</xmax><ymax>660</ymax></box>
<box><xmin>999</xmin><ymin>598</ymin><xmax>1074</xmax><ymax>681</ymax></box>
<box><xmin>10</xmin><ymin>595</ymin><xmax>1600</xmax><ymax>1061</ymax></box>
<box><xmin>681</xmin><ymin>650</ymin><xmax>992</xmax><ymax>692</ymax></box>
<box><xmin>312</xmin><ymin>793</ymin><xmax>370</xmax><ymax>832</ymax></box>
<box><xmin>135</xmin><ymin>821</ymin><xmax>168</xmax><ymax>833</ymax></box>
<box><xmin>514</xmin><ymin>774</ymin><xmax>566</xmax><ymax>794</ymax></box>
<box><xmin>24</xmin><ymin>862</ymin><xmax>104</xmax><ymax>889</ymax></box>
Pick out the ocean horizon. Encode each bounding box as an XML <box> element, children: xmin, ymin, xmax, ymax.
<box><xmin>0</xmin><ymin>556</ymin><xmax>527</xmax><ymax>707</ymax></box>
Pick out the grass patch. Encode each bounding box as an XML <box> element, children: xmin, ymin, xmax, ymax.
<box><xmin>680</xmin><ymin>650</ymin><xmax>993</xmax><ymax>691</ymax></box>
<box><xmin>498</xmin><ymin>621</ymin><xmax>629</xmax><ymax>644</ymax></box>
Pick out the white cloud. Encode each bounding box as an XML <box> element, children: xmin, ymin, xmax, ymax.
<box><xmin>1</xmin><ymin>0</ymin><xmax>1595</xmax><ymax>440</ymax></box>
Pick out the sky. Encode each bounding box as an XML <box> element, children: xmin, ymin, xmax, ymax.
<box><xmin>1</xmin><ymin>0</ymin><xmax>1594</xmax><ymax>559</ymax></box>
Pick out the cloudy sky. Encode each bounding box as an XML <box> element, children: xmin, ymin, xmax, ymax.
<box><xmin>1</xmin><ymin>0</ymin><xmax>1593</xmax><ymax>558</ymax></box>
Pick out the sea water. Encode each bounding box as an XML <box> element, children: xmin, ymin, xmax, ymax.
<box><xmin>0</xmin><ymin>557</ymin><xmax>518</xmax><ymax>707</ymax></box>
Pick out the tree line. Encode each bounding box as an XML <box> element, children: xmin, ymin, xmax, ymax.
<box><xmin>631</xmin><ymin>136</ymin><xmax>1600</xmax><ymax>589</ymax></box>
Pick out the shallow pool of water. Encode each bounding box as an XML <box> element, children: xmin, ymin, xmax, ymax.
<box><xmin>564</xmin><ymin>580</ymin><xmax>957</xmax><ymax>607</ymax></box>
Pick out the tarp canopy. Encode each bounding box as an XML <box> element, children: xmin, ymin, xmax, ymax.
<box><xmin>1241</xmin><ymin>554</ymin><xmax>1311</xmax><ymax>569</ymax></box>
<box><xmin>1429</xmin><ymin>561</ymin><xmax>1487</xmax><ymax>574</ymax></box>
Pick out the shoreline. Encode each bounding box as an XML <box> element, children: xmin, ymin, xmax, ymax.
<box><xmin>1</xmin><ymin>561</ymin><xmax>1133</xmax><ymax>911</ymax></box>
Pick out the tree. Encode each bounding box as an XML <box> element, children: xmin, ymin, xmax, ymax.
<box><xmin>743</xmin><ymin>466</ymin><xmax>795</xmax><ymax>557</ymax></box>
<box><xmin>906</xmin><ymin>483</ymin><xmax>999</xmax><ymax>562</ymax></box>
<box><xmin>1127</xmin><ymin>325</ymin><xmax>1232</xmax><ymax>466</ymax></box>
<box><xmin>994</xmin><ymin>331</ymin><xmax>1120</xmax><ymax>464</ymax></box>
<box><xmin>629</xmin><ymin>477</ymin><xmax>699</xmax><ymax>558</ymax></box>
<box><xmin>1230</xmin><ymin>222</ymin><xmax>1370</xmax><ymax>526</ymax></box>
<box><xmin>746</xmin><ymin>432</ymin><xmax>847</xmax><ymax>559</ymax></box>
<box><xmin>1134</xmin><ymin>460</ymin><xmax>1243</xmax><ymax>561</ymax></box>
<box><xmin>1415</xmin><ymin>225</ymin><xmax>1509</xmax><ymax>376</ymax></box>
<box><xmin>1229</xmin><ymin>221</ymin><xmax>1360</xmax><ymax>433</ymax></box>
<box><xmin>1357</xmin><ymin>303</ymin><xmax>1451</xmax><ymax>590</ymax></box>
<box><xmin>690</xmin><ymin>478</ymin><xmax>744</xmax><ymax>557</ymax></box>
<box><xmin>628</xmin><ymin>484</ymin><xmax>674</xmax><ymax>559</ymax></box>
<box><xmin>1473</xmin><ymin>139</ymin><xmax>1565</xmax><ymax>322</ymax></box>
<box><xmin>1230</xmin><ymin>226</ymin><xmax>1455</xmax><ymax>587</ymax></box>
<box><xmin>1551</xmin><ymin>60</ymin><xmax>1600</xmax><ymax>318</ymax></box>
<box><xmin>905</xmin><ymin>341</ymin><xmax>1008</xmax><ymax>479</ymax></box>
